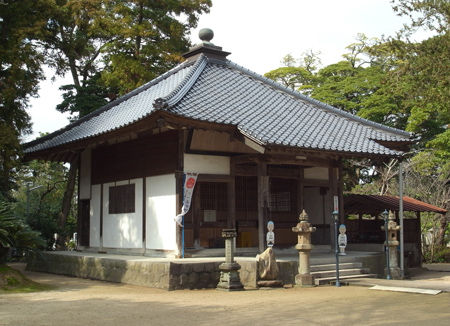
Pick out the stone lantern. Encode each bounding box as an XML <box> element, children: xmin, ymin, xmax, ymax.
<box><xmin>292</xmin><ymin>210</ymin><xmax>316</xmax><ymax>286</ymax></box>
<box><xmin>216</xmin><ymin>229</ymin><xmax>244</xmax><ymax>291</ymax></box>
<box><xmin>381</xmin><ymin>210</ymin><xmax>401</xmax><ymax>279</ymax></box>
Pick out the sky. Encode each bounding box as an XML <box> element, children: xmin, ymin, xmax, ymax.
<box><xmin>26</xmin><ymin>0</ymin><xmax>416</xmax><ymax>141</ymax></box>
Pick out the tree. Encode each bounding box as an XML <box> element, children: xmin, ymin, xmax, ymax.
<box><xmin>264</xmin><ymin>51</ymin><xmax>319</xmax><ymax>95</ymax></box>
<box><xmin>43</xmin><ymin>0</ymin><xmax>115</xmax><ymax>118</ymax></box>
<box><xmin>101</xmin><ymin>0</ymin><xmax>211</xmax><ymax>95</ymax></box>
<box><xmin>13</xmin><ymin>159</ymin><xmax>76</xmax><ymax>248</ymax></box>
<box><xmin>0</xmin><ymin>0</ymin><xmax>50</xmax><ymax>200</ymax></box>
<box><xmin>388</xmin><ymin>0</ymin><xmax>449</xmax><ymax>145</ymax></box>
<box><xmin>39</xmin><ymin>0</ymin><xmax>211</xmax><ymax>229</ymax></box>
<box><xmin>0</xmin><ymin>201</ymin><xmax>45</xmax><ymax>263</ymax></box>
<box><xmin>388</xmin><ymin>0</ymin><xmax>450</xmax><ymax>253</ymax></box>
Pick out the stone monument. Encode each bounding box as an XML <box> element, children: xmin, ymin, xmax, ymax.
<box><xmin>216</xmin><ymin>229</ymin><xmax>244</xmax><ymax>291</ymax></box>
<box><xmin>266</xmin><ymin>221</ymin><xmax>275</xmax><ymax>247</ymax></box>
<box><xmin>292</xmin><ymin>210</ymin><xmax>316</xmax><ymax>287</ymax></box>
<box><xmin>381</xmin><ymin>211</ymin><xmax>401</xmax><ymax>279</ymax></box>
<box><xmin>256</xmin><ymin>221</ymin><xmax>283</xmax><ymax>288</ymax></box>
<box><xmin>338</xmin><ymin>224</ymin><xmax>347</xmax><ymax>256</ymax></box>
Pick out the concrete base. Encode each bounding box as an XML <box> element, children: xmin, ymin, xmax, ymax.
<box><xmin>257</xmin><ymin>280</ymin><xmax>283</xmax><ymax>288</ymax></box>
<box><xmin>26</xmin><ymin>251</ymin><xmax>256</xmax><ymax>290</ymax></box>
<box><xmin>295</xmin><ymin>273</ymin><xmax>315</xmax><ymax>287</ymax></box>
<box><xmin>26</xmin><ymin>250</ymin><xmax>383</xmax><ymax>290</ymax></box>
<box><xmin>385</xmin><ymin>267</ymin><xmax>403</xmax><ymax>280</ymax></box>
<box><xmin>216</xmin><ymin>262</ymin><xmax>244</xmax><ymax>291</ymax></box>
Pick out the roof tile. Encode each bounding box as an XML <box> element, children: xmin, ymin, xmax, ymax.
<box><xmin>25</xmin><ymin>55</ymin><xmax>413</xmax><ymax>157</ymax></box>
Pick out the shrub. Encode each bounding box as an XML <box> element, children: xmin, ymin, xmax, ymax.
<box><xmin>0</xmin><ymin>202</ymin><xmax>45</xmax><ymax>263</ymax></box>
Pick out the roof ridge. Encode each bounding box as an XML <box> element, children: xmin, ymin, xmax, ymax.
<box><xmin>153</xmin><ymin>54</ymin><xmax>208</xmax><ymax>109</ymax></box>
<box><xmin>24</xmin><ymin>60</ymin><xmax>196</xmax><ymax>149</ymax></box>
<box><xmin>219</xmin><ymin>59</ymin><xmax>413</xmax><ymax>139</ymax></box>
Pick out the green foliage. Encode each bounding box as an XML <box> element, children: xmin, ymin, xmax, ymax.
<box><xmin>13</xmin><ymin>160</ymin><xmax>77</xmax><ymax>248</ymax></box>
<box><xmin>57</xmin><ymin>74</ymin><xmax>109</xmax><ymax>118</ymax></box>
<box><xmin>0</xmin><ymin>202</ymin><xmax>45</xmax><ymax>263</ymax></box>
<box><xmin>264</xmin><ymin>66</ymin><xmax>316</xmax><ymax>93</ymax></box>
<box><xmin>101</xmin><ymin>0</ymin><xmax>211</xmax><ymax>95</ymax></box>
<box><xmin>40</xmin><ymin>0</ymin><xmax>211</xmax><ymax>116</ymax></box>
<box><xmin>264</xmin><ymin>51</ymin><xmax>320</xmax><ymax>95</ymax></box>
<box><xmin>41</xmin><ymin>0</ymin><xmax>117</xmax><ymax>118</ymax></box>
<box><xmin>385</xmin><ymin>33</ymin><xmax>449</xmax><ymax>144</ymax></box>
<box><xmin>0</xmin><ymin>0</ymin><xmax>50</xmax><ymax>199</ymax></box>
<box><xmin>0</xmin><ymin>264</ymin><xmax>51</xmax><ymax>293</ymax></box>
<box><xmin>392</xmin><ymin>0</ymin><xmax>450</xmax><ymax>34</ymax></box>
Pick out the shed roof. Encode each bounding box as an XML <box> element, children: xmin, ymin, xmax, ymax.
<box><xmin>344</xmin><ymin>194</ymin><xmax>447</xmax><ymax>215</ymax></box>
<box><xmin>24</xmin><ymin>42</ymin><xmax>414</xmax><ymax>158</ymax></box>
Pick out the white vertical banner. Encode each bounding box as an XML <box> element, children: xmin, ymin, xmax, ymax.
<box><xmin>174</xmin><ymin>173</ymin><xmax>198</xmax><ymax>227</ymax></box>
<box><xmin>333</xmin><ymin>195</ymin><xmax>339</xmax><ymax>212</ymax></box>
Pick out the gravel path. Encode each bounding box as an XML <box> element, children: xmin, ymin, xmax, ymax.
<box><xmin>1</xmin><ymin>263</ymin><xmax>449</xmax><ymax>326</ymax></box>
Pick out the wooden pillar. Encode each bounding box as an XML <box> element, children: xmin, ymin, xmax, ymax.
<box><xmin>76</xmin><ymin>157</ymin><xmax>82</xmax><ymax>246</ymax></box>
<box><xmin>99</xmin><ymin>183</ymin><xmax>103</xmax><ymax>250</ymax></box>
<box><xmin>227</xmin><ymin>177</ymin><xmax>236</xmax><ymax>229</ymax></box>
<box><xmin>297</xmin><ymin>166</ymin><xmax>304</xmax><ymax>212</ymax></box>
<box><xmin>142</xmin><ymin>177</ymin><xmax>146</xmax><ymax>251</ymax></box>
<box><xmin>338</xmin><ymin>161</ymin><xmax>345</xmax><ymax>223</ymax></box>
<box><xmin>193</xmin><ymin>189</ymin><xmax>201</xmax><ymax>247</ymax></box>
<box><xmin>416</xmin><ymin>211</ymin><xmax>422</xmax><ymax>266</ymax></box>
<box><xmin>175</xmin><ymin>129</ymin><xmax>185</xmax><ymax>257</ymax></box>
<box><xmin>329</xmin><ymin>165</ymin><xmax>339</xmax><ymax>246</ymax></box>
<box><xmin>257</xmin><ymin>161</ymin><xmax>268</xmax><ymax>252</ymax></box>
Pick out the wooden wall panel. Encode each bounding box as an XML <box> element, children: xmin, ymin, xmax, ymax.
<box><xmin>91</xmin><ymin>130</ymin><xmax>178</xmax><ymax>184</ymax></box>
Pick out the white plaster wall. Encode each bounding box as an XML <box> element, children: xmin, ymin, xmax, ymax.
<box><xmin>89</xmin><ymin>184</ymin><xmax>101</xmax><ymax>247</ymax></box>
<box><xmin>79</xmin><ymin>149</ymin><xmax>92</xmax><ymax>199</ymax></box>
<box><xmin>304</xmin><ymin>167</ymin><xmax>329</xmax><ymax>180</ymax></box>
<box><xmin>103</xmin><ymin>178</ymin><xmax>143</xmax><ymax>249</ymax></box>
<box><xmin>184</xmin><ymin>153</ymin><xmax>230</xmax><ymax>175</ymax></box>
<box><xmin>146</xmin><ymin>174</ymin><xmax>177</xmax><ymax>250</ymax></box>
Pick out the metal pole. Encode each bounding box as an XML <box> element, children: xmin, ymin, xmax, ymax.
<box><xmin>333</xmin><ymin>211</ymin><xmax>340</xmax><ymax>287</ymax></box>
<box><xmin>181</xmin><ymin>174</ymin><xmax>186</xmax><ymax>259</ymax></box>
<box><xmin>383</xmin><ymin>210</ymin><xmax>391</xmax><ymax>280</ymax></box>
<box><xmin>399</xmin><ymin>161</ymin><xmax>405</xmax><ymax>279</ymax></box>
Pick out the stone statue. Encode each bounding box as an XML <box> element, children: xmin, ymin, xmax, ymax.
<box><xmin>256</xmin><ymin>247</ymin><xmax>282</xmax><ymax>287</ymax></box>
<box><xmin>338</xmin><ymin>224</ymin><xmax>347</xmax><ymax>256</ymax></box>
<box><xmin>52</xmin><ymin>233</ymin><xmax>58</xmax><ymax>250</ymax></box>
<box><xmin>266</xmin><ymin>220</ymin><xmax>275</xmax><ymax>247</ymax></box>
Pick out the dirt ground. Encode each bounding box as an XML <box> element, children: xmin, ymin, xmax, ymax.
<box><xmin>1</xmin><ymin>263</ymin><xmax>449</xmax><ymax>326</ymax></box>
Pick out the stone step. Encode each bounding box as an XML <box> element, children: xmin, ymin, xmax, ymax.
<box><xmin>311</xmin><ymin>268</ymin><xmax>369</xmax><ymax>279</ymax></box>
<box><xmin>310</xmin><ymin>262</ymin><xmax>362</xmax><ymax>272</ymax></box>
<box><xmin>314</xmin><ymin>274</ymin><xmax>377</xmax><ymax>286</ymax></box>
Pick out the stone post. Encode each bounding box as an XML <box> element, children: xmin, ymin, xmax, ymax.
<box><xmin>216</xmin><ymin>229</ymin><xmax>244</xmax><ymax>291</ymax></box>
<box><xmin>292</xmin><ymin>210</ymin><xmax>316</xmax><ymax>287</ymax></box>
<box><xmin>381</xmin><ymin>211</ymin><xmax>401</xmax><ymax>279</ymax></box>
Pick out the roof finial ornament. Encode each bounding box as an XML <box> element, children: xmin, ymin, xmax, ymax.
<box><xmin>199</xmin><ymin>28</ymin><xmax>214</xmax><ymax>45</ymax></box>
<box><xmin>183</xmin><ymin>28</ymin><xmax>229</xmax><ymax>60</ymax></box>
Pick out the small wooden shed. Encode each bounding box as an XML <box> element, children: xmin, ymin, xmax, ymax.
<box><xmin>344</xmin><ymin>194</ymin><xmax>447</xmax><ymax>266</ymax></box>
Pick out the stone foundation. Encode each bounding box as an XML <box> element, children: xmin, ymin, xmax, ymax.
<box><xmin>26</xmin><ymin>251</ymin><xmax>383</xmax><ymax>290</ymax></box>
<box><xmin>26</xmin><ymin>252</ymin><xmax>258</xmax><ymax>290</ymax></box>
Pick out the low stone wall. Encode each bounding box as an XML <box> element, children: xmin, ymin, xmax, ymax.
<box><xmin>26</xmin><ymin>252</ymin><xmax>261</xmax><ymax>290</ymax></box>
<box><xmin>168</xmin><ymin>260</ymin><xmax>258</xmax><ymax>290</ymax></box>
<box><xmin>26</xmin><ymin>251</ymin><xmax>382</xmax><ymax>289</ymax></box>
<box><xmin>277</xmin><ymin>261</ymin><xmax>298</xmax><ymax>284</ymax></box>
<box><xmin>358</xmin><ymin>253</ymin><xmax>385</xmax><ymax>277</ymax></box>
<box><xmin>27</xmin><ymin>252</ymin><xmax>172</xmax><ymax>289</ymax></box>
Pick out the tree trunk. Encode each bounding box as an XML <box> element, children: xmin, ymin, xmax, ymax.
<box><xmin>59</xmin><ymin>160</ymin><xmax>78</xmax><ymax>230</ymax></box>
<box><xmin>437</xmin><ymin>212</ymin><xmax>449</xmax><ymax>247</ymax></box>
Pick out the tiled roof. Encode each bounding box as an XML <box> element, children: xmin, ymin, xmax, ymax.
<box><xmin>344</xmin><ymin>194</ymin><xmax>447</xmax><ymax>214</ymax></box>
<box><xmin>24</xmin><ymin>54</ymin><xmax>414</xmax><ymax>157</ymax></box>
